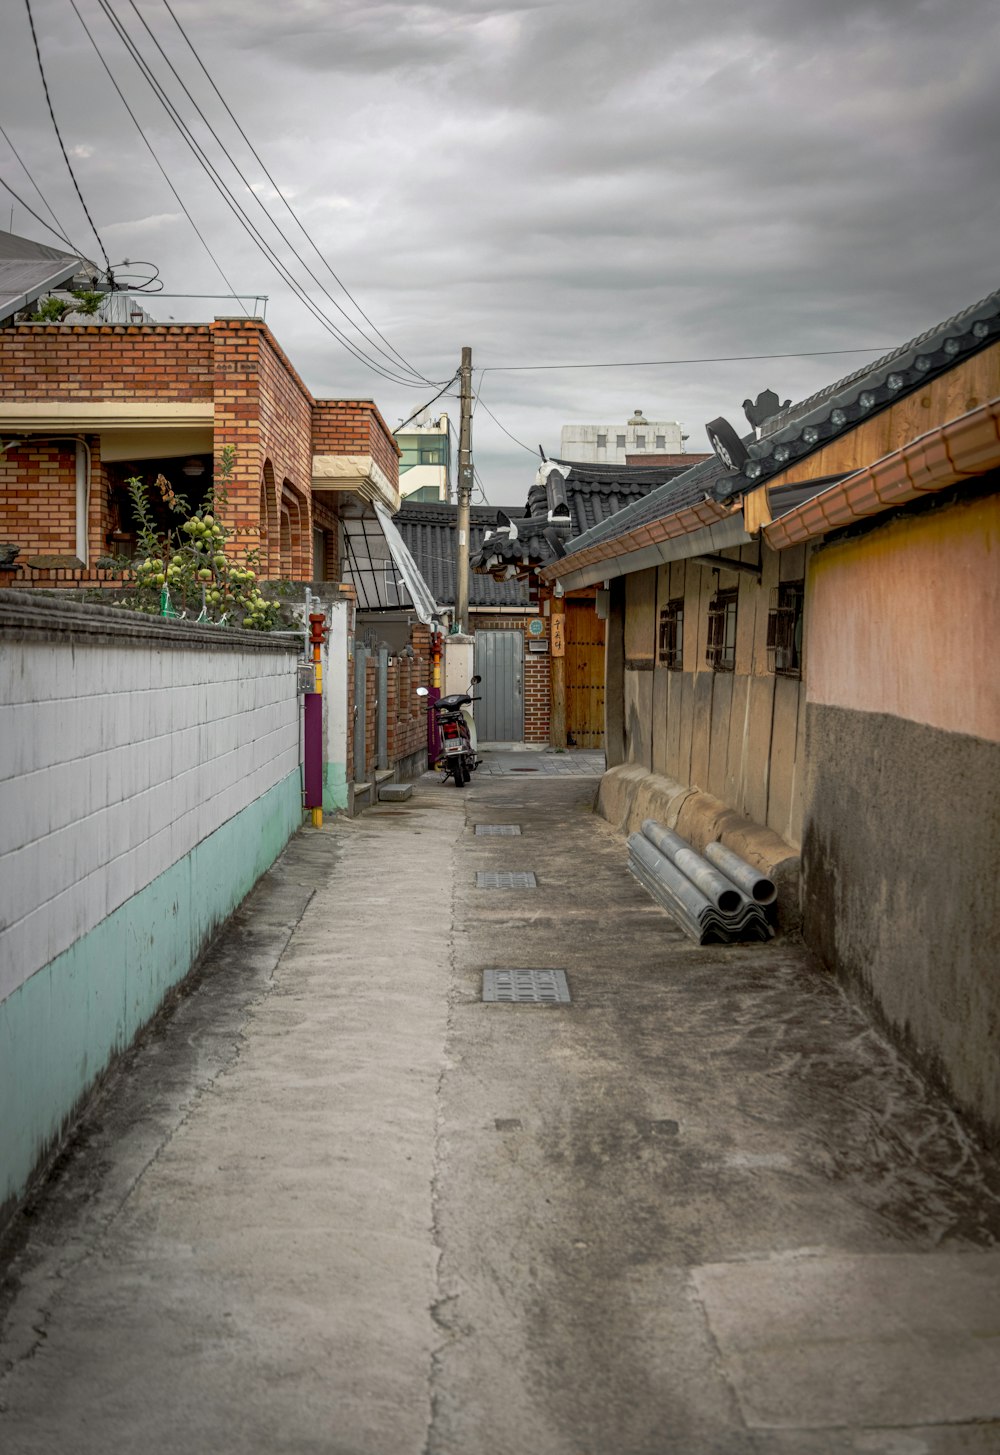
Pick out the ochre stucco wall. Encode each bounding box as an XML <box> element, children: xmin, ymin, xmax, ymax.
<box><xmin>802</xmin><ymin>490</ymin><xmax>1000</xmax><ymax>1143</ymax></box>
<box><xmin>806</xmin><ymin>493</ymin><xmax>1000</xmax><ymax>743</ymax></box>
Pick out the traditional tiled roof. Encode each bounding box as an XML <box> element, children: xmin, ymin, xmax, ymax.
<box><xmin>558</xmin><ymin>284</ymin><xmax>1000</xmax><ymax>559</ymax></box>
<box><xmin>395</xmin><ymin>501</ymin><xmax>531</xmax><ymax>608</ymax></box>
<box><xmin>471</xmin><ymin>459</ymin><xmax>688</xmax><ymax>576</ymax></box>
<box><xmin>731</xmin><ymin>286</ymin><xmax>1000</xmax><ymax>498</ymax></box>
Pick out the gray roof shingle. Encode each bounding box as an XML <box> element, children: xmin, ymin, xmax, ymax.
<box><xmin>395</xmin><ymin>501</ymin><xmax>531</xmax><ymax>608</ymax></box>
<box><xmin>561</xmin><ymin>284</ymin><xmax>1000</xmax><ymax>557</ymax></box>
<box><xmin>471</xmin><ymin>460</ymin><xmax>689</xmax><ymax>574</ymax></box>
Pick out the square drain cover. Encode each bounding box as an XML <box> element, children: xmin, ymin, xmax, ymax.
<box><xmin>483</xmin><ymin>969</ymin><xmax>570</xmax><ymax>1004</ymax></box>
<box><xmin>475</xmin><ymin>824</ymin><xmax>522</xmax><ymax>836</ymax></box>
<box><xmin>477</xmin><ymin>871</ymin><xmax>537</xmax><ymax>889</ymax></box>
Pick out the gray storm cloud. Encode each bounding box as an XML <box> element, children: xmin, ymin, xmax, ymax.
<box><xmin>2</xmin><ymin>0</ymin><xmax>997</xmax><ymax>499</ymax></box>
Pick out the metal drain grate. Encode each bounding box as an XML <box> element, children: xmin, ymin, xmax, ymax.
<box><xmin>477</xmin><ymin>871</ymin><xmax>537</xmax><ymax>889</ymax></box>
<box><xmin>483</xmin><ymin>969</ymin><xmax>571</xmax><ymax>1003</ymax></box>
<box><xmin>509</xmin><ymin>767</ymin><xmax>538</xmax><ymax>772</ymax></box>
<box><xmin>475</xmin><ymin>824</ymin><xmax>522</xmax><ymax>836</ymax></box>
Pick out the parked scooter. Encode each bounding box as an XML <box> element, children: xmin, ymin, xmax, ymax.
<box><xmin>417</xmin><ymin>676</ymin><xmax>482</xmax><ymax>786</ymax></box>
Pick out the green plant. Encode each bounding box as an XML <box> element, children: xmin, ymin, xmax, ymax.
<box><xmin>70</xmin><ymin>288</ymin><xmax>103</xmax><ymax>315</ymax></box>
<box><xmin>105</xmin><ymin>446</ymin><xmax>279</xmax><ymax>630</ymax></box>
<box><xmin>28</xmin><ymin>288</ymin><xmax>103</xmax><ymax>322</ymax></box>
<box><xmin>29</xmin><ymin>295</ymin><xmax>72</xmax><ymax>323</ymax></box>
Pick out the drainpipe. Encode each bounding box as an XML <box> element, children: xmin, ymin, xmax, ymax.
<box><xmin>304</xmin><ymin>612</ymin><xmax>327</xmax><ymax>827</ymax></box>
<box><xmin>75</xmin><ymin>438</ymin><xmax>91</xmax><ymax>567</ymax></box>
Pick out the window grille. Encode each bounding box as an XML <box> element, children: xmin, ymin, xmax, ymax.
<box><xmin>656</xmin><ymin>434</ymin><xmax>666</xmax><ymax>449</ymax></box>
<box><xmin>616</xmin><ymin>434</ymin><xmax>626</xmax><ymax>448</ymax></box>
<box><xmin>636</xmin><ymin>434</ymin><xmax>646</xmax><ymax>448</ymax></box>
<box><xmin>658</xmin><ymin>598</ymin><xmax>684</xmax><ymax>669</ymax></box>
<box><xmin>706</xmin><ymin>589</ymin><xmax>738</xmax><ymax>672</ymax></box>
<box><xmin>767</xmin><ymin>581</ymin><xmax>804</xmax><ymax>677</ymax></box>
<box><xmin>597</xmin><ymin>432</ymin><xmax>607</xmax><ymax>448</ymax></box>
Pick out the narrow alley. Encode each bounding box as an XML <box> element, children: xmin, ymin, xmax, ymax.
<box><xmin>1</xmin><ymin>760</ymin><xmax>999</xmax><ymax>1455</ymax></box>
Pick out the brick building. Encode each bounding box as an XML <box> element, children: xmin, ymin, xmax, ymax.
<box><xmin>0</xmin><ymin>317</ymin><xmax>400</xmax><ymax>590</ymax></box>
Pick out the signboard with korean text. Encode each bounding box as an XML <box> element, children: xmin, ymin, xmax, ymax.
<box><xmin>551</xmin><ymin>613</ymin><xmax>565</xmax><ymax>657</ymax></box>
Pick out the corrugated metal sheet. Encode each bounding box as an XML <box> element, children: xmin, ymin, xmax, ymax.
<box><xmin>0</xmin><ymin>232</ymin><xmax>84</xmax><ymax>323</ymax></box>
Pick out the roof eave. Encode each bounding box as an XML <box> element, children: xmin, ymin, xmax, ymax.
<box><xmin>763</xmin><ymin>395</ymin><xmax>1000</xmax><ymax>549</ymax></box>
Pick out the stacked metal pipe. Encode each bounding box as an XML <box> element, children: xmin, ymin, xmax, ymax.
<box><xmin>627</xmin><ymin>820</ymin><xmax>775</xmax><ymax>944</ymax></box>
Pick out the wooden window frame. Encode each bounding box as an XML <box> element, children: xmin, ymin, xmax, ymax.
<box><xmin>767</xmin><ymin>580</ymin><xmax>804</xmax><ymax>678</ymax></box>
<box><xmin>657</xmin><ymin>597</ymin><xmax>685</xmax><ymax>670</ymax></box>
<box><xmin>706</xmin><ymin>588</ymin><xmax>738</xmax><ymax>673</ymax></box>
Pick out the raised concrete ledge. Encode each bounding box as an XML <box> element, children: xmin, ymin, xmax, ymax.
<box><xmin>598</xmin><ymin>762</ymin><xmax>801</xmax><ymax>931</ymax></box>
<box><xmin>0</xmin><ymin>590</ymin><xmax>301</xmax><ymax>652</ymax></box>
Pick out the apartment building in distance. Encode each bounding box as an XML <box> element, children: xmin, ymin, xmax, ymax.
<box><xmin>395</xmin><ymin>412</ymin><xmax>451</xmax><ymax>503</ymax></box>
<box><xmin>560</xmin><ymin>408</ymin><xmax>685</xmax><ymax>465</ymax></box>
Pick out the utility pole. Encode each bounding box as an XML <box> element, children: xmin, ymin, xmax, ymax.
<box><xmin>454</xmin><ymin>345</ymin><xmax>473</xmax><ymax>634</ymax></box>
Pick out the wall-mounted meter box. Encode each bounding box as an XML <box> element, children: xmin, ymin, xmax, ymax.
<box><xmin>297</xmin><ymin>664</ymin><xmax>316</xmax><ymax>694</ymax></box>
<box><xmin>527</xmin><ymin>640</ymin><xmax>549</xmax><ymax>654</ymax></box>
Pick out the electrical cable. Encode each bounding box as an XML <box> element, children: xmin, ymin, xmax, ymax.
<box><xmin>483</xmin><ymin>347</ymin><xmax>893</xmax><ymax>371</ymax></box>
<box><xmin>117</xmin><ymin>0</ymin><xmax>437</xmax><ymax>384</ymax></box>
<box><xmin>395</xmin><ymin>375</ymin><xmax>459</xmax><ymax>434</ymax></box>
<box><xmin>475</xmin><ymin>393</ymin><xmax>538</xmax><ymax>456</ymax></box>
<box><xmin>92</xmin><ymin>0</ymin><xmax>430</xmax><ymax>387</ymax></box>
<box><xmin>0</xmin><ymin>173</ymin><xmax>91</xmax><ymax>258</ymax></box>
<box><xmin>159</xmin><ymin>0</ymin><xmax>435</xmax><ymax>387</ymax></box>
<box><xmin>68</xmin><ymin>0</ymin><xmax>246</xmax><ymax>311</ymax></box>
<box><xmin>23</xmin><ymin>0</ymin><xmax>111</xmax><ymax>274</ymax></box>
<box><xmin>0</xmin><ymin>119</ymin><xmax>73</xmax><ymax>247</ymax></box>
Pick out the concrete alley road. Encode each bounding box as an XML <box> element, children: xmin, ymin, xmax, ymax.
<box><xmin>2</xmin><ymin>769</ymin><xmax>1000</xmax><ymax>1454</ymax></box>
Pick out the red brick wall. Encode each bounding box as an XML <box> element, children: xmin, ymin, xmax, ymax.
<box><xmin>312</xmin><ymin>399</ymin><xmax>400</xmax><ymax>490</ymax></box>
<box><xmin>211</xmin><ymin>321</ymin><xmax>314</xmax><ymax>577</ymax></box>
<box><xmin>0</xmin><ymin>322</ymin><xmax>407</xmax><ymax>592</ymax></box>
<box><xmin>625</xmin><ymin>452</ymin><xmax>711</xmax><ymax>468</ymax></box>
<box><xmin>0</xmin><ymin>441</ymin><xmax>77</xmax><ymax>557</ymax></box>
<box><xmin>0</xmin><ymin>323</ymin><xmax>215</xmax><ymax>401</ymax></box>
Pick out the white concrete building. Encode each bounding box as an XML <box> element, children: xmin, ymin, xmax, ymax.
<box><xmin>395</xmin><ymin>412</ymin><xmax>452</xmax><ymax>503</ymax></box>
<box><xmin>559</xmin><ymin>409</ymin><xmax>684</xmax><ymax>464</ymax></box>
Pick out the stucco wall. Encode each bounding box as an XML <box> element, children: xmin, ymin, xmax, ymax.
<box><xmin>802</xmin><ymin>493</ymin><xmax>1000</xmax><ymax>1141</ymax></box>
<box><xmin>0</xmin><ymin>595</ymin><xmax>303</xmax><ymax>1218</ymax></box>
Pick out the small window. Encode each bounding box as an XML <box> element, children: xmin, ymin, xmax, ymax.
<box><xmin>767</xmin><ymin>581</ymin><xmax>804</xmax><ymax>677</ymax></box>
<box><xmin>596</xmin><ymin>432</ymin><xmax>607</xmax><ymax>449</ymax></box>
<box><xmin>655</xmin><ymin>434</ymin><xmax>666</xmax><ymax>449</ymax></box>
<box><xmin>706</xmin><ymin>588</ymin><xmax>738</xmax><ymax>672</ymax></box>
<box><xmin>616</xmin><ymin>434</ymin><xmax>626</xmax><ymax>448</ymax></box>
<box><xmin>658</xmin><ymin>598</ymin><xmax>684</xmax><ymax>670</ymax></box>
<box><xmin>636</xmin><ymin>434</ymin><xmax>646</xmax><ymax>449</ymax></box>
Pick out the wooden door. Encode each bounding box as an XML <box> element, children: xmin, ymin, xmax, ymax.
<box><xmin>565</xmin><ymin>599</ymin><xmax>606</xmax><ymax>748</ymax></box>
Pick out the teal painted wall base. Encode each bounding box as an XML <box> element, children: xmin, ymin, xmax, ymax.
<box><xmin>0</xmin><ymin>770</ymin><xmax>303</xmax><ymax>1221</ymax></box>
<box><xmin>323</xmin><ymin>759</ymin><xmax>348</xmax><ymax>813</ymax></box>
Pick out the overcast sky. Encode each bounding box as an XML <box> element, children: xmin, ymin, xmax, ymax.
<box><xmin>3</xmin><ymin>0</ymin><xmax>999</xmax><ymax>502</ymax></box>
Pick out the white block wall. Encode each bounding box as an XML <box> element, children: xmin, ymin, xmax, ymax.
<box><xmin>0</xmin><ymin>628</ymin><xmax>300</xmax><ymax>1005</ymax></box>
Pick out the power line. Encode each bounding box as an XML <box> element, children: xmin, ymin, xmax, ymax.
<box><xmin>159</xmin><ymin>0</ymin><xmax>434</xmax><ymax>387</ymax></box>
<box><xmin>0</xmin><ymin>173</ymin><xmax>90</xmax><ymax>258</ymax></box>
<box><xmin>68</xmin><ymin>0</ymin><xmax>246</xmax><ymax>312</ymax></box>
<box><xmin>483</xmin><ymin>347</ymin><xmax>893</xmax><ymax>372</ymax></box>
<box><xmin>114</xmin><ymin>0</ymin><xmax>436</xmax><ymax>385</ymax></box>
<box><xmin>475</xmin><ymin>393</ymin><xmax>538</xmax><ymax>456</ymax></box>
<box><xmin>0</xmin><ymin>119</ymin><xmax>73</xmax><ymax>246</ymax></box>
<box><xmin>91</xmin><ymin>0</ymin><xmax>431</xmax><ymax>387</ymax></box>
<box><xmin>394</xmin><ymin>375</ymin><xmax>459</xmax><ymax>434</ymax></box>
<box><xmin>23</xmin><ymin>0</ymin><xmax>110</xmax><ymax>273</ymax></box>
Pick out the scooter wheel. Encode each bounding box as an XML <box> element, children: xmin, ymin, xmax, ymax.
<box><xmin>454</xmin><ymin>757</ymin><xmax>468</xmax><ymax>786</ymax></box>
